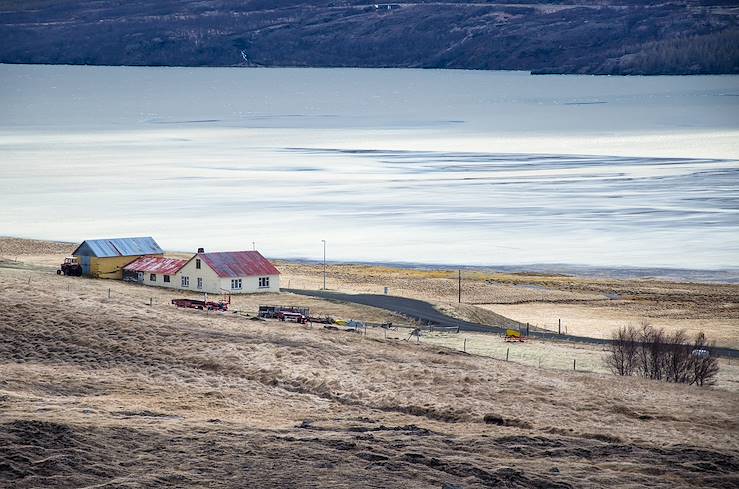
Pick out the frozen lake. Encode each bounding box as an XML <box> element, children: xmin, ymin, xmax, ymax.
<box><xmin>1</xmin><ymin>64</ymin><xmax>738</xmax><ymax>269</ymax></box>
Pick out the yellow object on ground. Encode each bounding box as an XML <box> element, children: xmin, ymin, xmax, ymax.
<box><xmin>505</xmin><ymin>328</ymin><xmax>521</xmax><ymax>338</ymax></box>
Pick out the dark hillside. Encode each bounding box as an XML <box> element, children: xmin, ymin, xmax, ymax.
<box><xmin>0</xmin><ymin>1</ymin><xmax>737</xmax><ymax>74</ymax></box>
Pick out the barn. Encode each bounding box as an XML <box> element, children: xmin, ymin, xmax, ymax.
<box><xmin>122</xmin><ymin>256</ymin><xmax>187</xmax><ymax>288</ymax></box>
<box><xmin>72</xmin><ymin>237</ymin><xmax>163</xmax><ymax>279</ymax></box>
<box><xmin>175</xmin><ymin>249</ymin><xmax>280</xmax><ymax>294</ymax></box>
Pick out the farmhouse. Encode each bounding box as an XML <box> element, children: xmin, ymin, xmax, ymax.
<box><xmin>122</xmin><ymin>256</ymin><xmax>187</xmax><ymax>288</ymax></box>
<box><xmin>175</xmin><ymin>249</ymin><xmax>280</xmax><ymax>294</ymax></box>
<box><xmin>72</xmin><ymin>237</ymin><xmax>163</xmax><ymax>279</ymax></box>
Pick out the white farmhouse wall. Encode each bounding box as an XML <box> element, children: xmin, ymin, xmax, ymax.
<box><xmin>126</xmin><ymin>271</ymin><xmax>179</xmax><ymax>290</ymax></box>
<box><xmin>169</xmin><ymin>254</ymin><xmax>281</xmax><ymax>294</ymax></box>
<box><xmin>145</xmin><ymin>272</ymin><xmax>180</xmax><ymax>290</ymax></box>
<box><xmin>175</xmin><ymin>257</ymin><xmax>223</xmax><ymax>294</ymax></box>
<box><xmin>219</xmin><ymin>274</ymin><xmax>280</xmax><ymax>294</ymax></box>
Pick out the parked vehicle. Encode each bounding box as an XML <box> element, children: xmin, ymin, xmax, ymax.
<box><xmin>57</xmin><ymin>257</ymin><xmax>82</xmax><ymax>276</ymax></box>
<box><xmin>277</xmin><ymin>311</ymin><xmax>307</xmax><ymax>324</ymax></box>
<box><xmin>259</xmin><ymin>305</ymin><xmax>310</xmax><ymax>319</ymax></box>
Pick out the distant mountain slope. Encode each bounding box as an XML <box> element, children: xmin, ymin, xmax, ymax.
<box><xmin>1</xmin><ymin>1</ymin><xmax>737</xmax><ymax>74</ymax></box>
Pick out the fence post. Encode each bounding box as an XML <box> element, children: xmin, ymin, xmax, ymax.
<box><xmin>506</xmin><ymin>347</ymin><xmax>509</xmax><ymax>362</ymax></box>
<box><xmin>149</xmin><ymin>297</ymin><xmax>153</xmax><ymax>306</ymax></box>
<box><xmin>558</xmin><ymin>318</ymin><xmax>561</xmax><ymax>335</ymax></box>
<box><xmin>526</xmin><ymin>323</ymin><xmax>529</xmax><ymax>336</ymax></box>
<box><xmin>463</xmin><ymin>338</ymin><xmax>467</xmax><ymax>353</ymax></box>
<box><xmin>458</xmin><ymin>269</ymin><xmax>461</xmax><ymax>303</ymax></box>
<box><xmin>108</xmin><ymin>288</ymin><xmax>111</xmax><ymax>299</ymax></box>
<box><xmin>573</xmin><ymin>359</ymin><xmax>576</xmax><ymax>371</ymax></box>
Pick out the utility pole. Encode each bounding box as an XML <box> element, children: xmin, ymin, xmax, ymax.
<box><xmin>322</xmin><ymin>239</ymin><xmax>327</xmax><ymax>290</ymax></box>
<box><xmin>458</xmin><ymin>269</ymin><xmax>461</xmax><ymax>303</ymax></box>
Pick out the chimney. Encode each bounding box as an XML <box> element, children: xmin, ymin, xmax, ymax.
<box><xmin>197</xmin><ymin>247</ymin><xmax>205</xmax><ymax>253</ymax></box>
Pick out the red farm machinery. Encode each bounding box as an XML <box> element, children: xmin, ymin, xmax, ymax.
<box><xmin>172</xmin><ymin>293</ymin><xmax>230</xmax><ymax>312</ymax></box>
<box><xmin>57</xmin><ymin>257</ymin><xmax>82</xmax><ymax>276</ymax></box>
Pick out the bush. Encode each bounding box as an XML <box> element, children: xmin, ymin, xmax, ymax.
<box><xmin>605</xmin><ymin>324</ymin><xmax>639</xmax><ymax>376</ymax></box>
<box><xmin>605</xmin><ymin>322</ymin><xmax>719</xmax><ymax>387</ymax></box>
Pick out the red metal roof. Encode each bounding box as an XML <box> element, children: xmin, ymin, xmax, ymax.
<box><xmin>123</xmin><ymin>256</ymin><xmax>187</xmax><ymax>275</ymax></box>
<box><xmin>199</xmin><ymin>251</ymin><xmax>280</xmax><ymax>278</ymax></box>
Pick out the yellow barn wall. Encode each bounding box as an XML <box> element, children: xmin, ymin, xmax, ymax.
<box><xmin>91</xmin><ymin>256</ymin><xmax>154</xmax><ymax>279</ymax></box>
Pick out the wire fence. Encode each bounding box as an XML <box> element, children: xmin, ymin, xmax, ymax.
<box><xmin>17</xmin><ymin>270</ymin><xmax>732</xmax><ymax>376</ymax></box>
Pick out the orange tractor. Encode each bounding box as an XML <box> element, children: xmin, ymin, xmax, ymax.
<box><xmin>57</xmin><ymin>257</ymin><xmax>82</xmax><ymax>276</ymax></box>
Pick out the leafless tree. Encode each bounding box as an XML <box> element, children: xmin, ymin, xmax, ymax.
<box><xmin>635</xmin><ymin>322</ymin><xmax>666</xmax><ymax>381</ymax></box>
<box><xmin>605</xmin><ymin>323</ymin><xmax>719</xmax><ymax>387</ymax></box>
<box><xmin>690</xmin><ymin>332</ymin><xmax>719</xmax><ymax>387</ymax></box>
<box><xmin>606</xmin><ymin>325</ymin><xmax>638</xmax><ymax>376</ymax></box>
<box><xmin>664</xmin><ymin>330</ymin><xmax>693</xmax><ymax>384</ymax></box>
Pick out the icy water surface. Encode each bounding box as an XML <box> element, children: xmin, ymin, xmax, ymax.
<box><xmin>1</xmin><ymin>64</ymin><xmax>738</xmax><ymax>269</ymax></box>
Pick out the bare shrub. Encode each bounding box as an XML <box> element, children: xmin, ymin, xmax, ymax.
<box><xmin>605</xmin><ymin>323</ymin><xmax>719</xmax><ymax>387</ymax></box>
<box><xmin>664</xmin><ymin>330</ymin><xmax>692</xmax><ymax>384</ymax></box>
<box><xmin>691</xmin><ymin>332</ymin><xmax>720</xmax><ymax>387</ymax></box>
<box><xmin>636</xmin><ymin>322</ymin><xmax>666</xmax><ymax>381</ymax></box>
<box><xmin>605</xmin><ymin>325</ymin><xmax>638</xmax><ymax>376</ymax></box>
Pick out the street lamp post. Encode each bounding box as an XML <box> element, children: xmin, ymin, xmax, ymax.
<box><xmin>321</xmin><ymin>240</ymin><xmax>326</xmax><ymax>290</ymax></box>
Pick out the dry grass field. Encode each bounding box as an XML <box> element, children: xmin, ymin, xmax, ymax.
<box><xmin>6</xmin><ymin>238</ymin><xmax>737</xmax><ymax>347</ymax></box>
<box><xmin>416</xmin><ymin>330</ymin><xmax>739</xmax><ymax>394</ymax></box>
<box><xmin>278</xmin><ymin>262</ymin><xmax>739</xmax><ymax>348</ymax></box>
<box><xmin>1</xmin><ymin>238</ymin><xmax>738</xmax><ymax>488</ymax></box>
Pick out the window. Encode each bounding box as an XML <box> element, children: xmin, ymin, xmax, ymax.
<box><xmin>164</xmin><ymin>275</ymin><xmax>170</xmax><ymax>283</ymax></box>
<box><xmin>195</xmin><ymin>258</ymin><xmax>201</xmax><ymax>270</ymax></box>
<box><xmin>150</xmin><ymin>273</ymin><xmax>156</xmax><ymax>282</ymax></box>
<box><xmin>231</xmin><ymin>279</ymin><xmax>242</xmax><ymax>290</ymax></box>
<box><xmin>181</xmin><ymin>276</ymin><xmax>189</xmax><ymax>287</ymax></box>
<box><xmin>197</xmin><ymin>277</ymin><xmax>203</xmax><ymax>289</ymax></box>
<box><xmin>258</xmin><ymin>277</ymin><xmax>270</xmax><ymax>288</ymax></box>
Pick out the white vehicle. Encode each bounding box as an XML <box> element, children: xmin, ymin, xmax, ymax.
<box><xmin>691</xmin><ymin>349</ymin><xmax>710</xmax><ymax>358</ymax></box>
<box><xmin>346</xmin><ymin>320</ymin><xmax>366</xmax><ymax>330</ymax></box>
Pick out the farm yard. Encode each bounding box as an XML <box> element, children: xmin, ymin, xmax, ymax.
<box><xmin>6</xmin><ymin>237</ymin><xmax>738</xmax><ymax>344</ymax></box>
<box><xmin>1</xmin><ymin>236</ymin><xmax>738</xmax><ymax>388</ymax></box>
<box><xmin>1</xmin><ymin>237</ymin><xmax>738</xmax><ymax>488</ymax></box>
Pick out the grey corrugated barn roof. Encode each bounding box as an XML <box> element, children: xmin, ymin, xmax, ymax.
<box><xmin>72</xmin><ymin>237</ymin><xmax>163</xmax><ymax>258</ymax></box>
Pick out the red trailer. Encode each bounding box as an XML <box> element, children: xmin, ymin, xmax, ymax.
<box><xmin>172</xmin><ymin>298</ymin><xmax>229</xmax><ymax>312</ymax></box>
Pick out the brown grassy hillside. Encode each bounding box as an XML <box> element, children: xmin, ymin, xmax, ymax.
<box><xmin>1</xmin><ymin>264</ymin><xmax>737</xmax><ymax>488</ymax></box>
